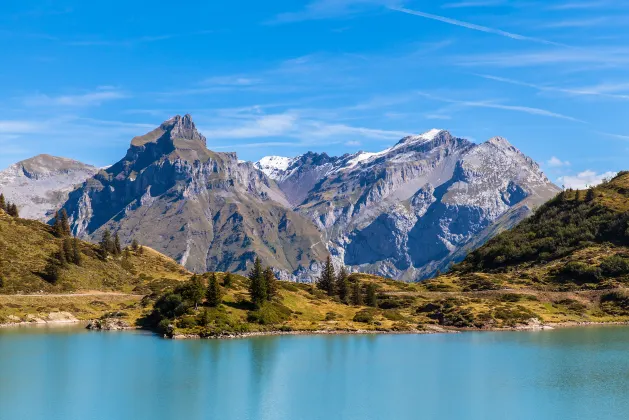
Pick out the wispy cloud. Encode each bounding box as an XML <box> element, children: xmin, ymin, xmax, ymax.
<box><xmin>389</xmin><ymin>7</ymin><xmax>567</xmax><ymax>46</ymax></box>
<box><xmin>416</xmin><ymin>92</ymin><xmax>584</xmax><ymax>122</ymax></box>
<box><xmin>271</xmin><ymin>0</ymin><xmax>402</xmax><ymax>23</ymax></box>
<box><xmin>202</xmin><ymin>75</ymin><xmax>261</xmax><ymax>86</ymax></box>
<box><xmin>458</xmin><ymin>47</ymin><xmax>629</xmax><ymax>67</ymax></box>
<box><xmin>547</xmin><ymin>156</ymin><xmax>571</xmax><ymax>167</ymax></box>
<box><xmin>474</xmin><ymin>74</ymin><xmax>629</xmax><ymax>99</ymax></box>
<box><xmin>23</xmin><ymin>87</ymin><xmax>128</xmax><ymax>107</ymax></box>
<box><xmin>558</xmin><ymin>170</ymin><xmax>617</xmax><ymax>189</ymax></box>
<box><xmin>66</xmin><ymin>31</ymin><xmax>212</xmax><ymax>47</ymax></box>
<box><xmin>442</xmin><ymin>1</ymin><xmax>505</xmax><ymax>8</ymax></box>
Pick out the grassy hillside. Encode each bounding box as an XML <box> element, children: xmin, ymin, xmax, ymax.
<box><xmin>451</xmin><ymin>171</ymin><xmax>629</xmax><ymax>291</ymax></box>
<box><xmin>0</xmin><ymin>210</ymin><xmax>189</xmax><ymax>294</ymax></box>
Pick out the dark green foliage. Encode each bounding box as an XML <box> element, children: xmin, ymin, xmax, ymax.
<box><xmin>52</xmin><ymin>210</ymin><xmax>70</xmax><ymax>237</ymax></box>
<box><xmin>206</xmin><ymin>272</ymin><xmax>222</xmax><ymax>307</ymax></box>
<box><xmin>6</xmin><ymin>203</ymin><xmax>19</xmax><ymax>217</ymax></box>
<box><xmin>317</xmin><ymin>256</ymin><xmax>336</xmax><ymax>296</ymax></box>
<box><xmin>382</xmin><ymin>310</ymin><xmax>405</xmax><ymax>321</ymax></box>
<box><xmin>62</xmin><ymin>238</ymin><xmax>73</xmax><ymax>263</ymax></box>
<box><xmin>182</xmin><ymin>275</ymin><xmax>205</xmax><ymax>309</ymax></box>
<box><xmin>42</xmin><ymin>253</ymin><xmax>64</xmax><ymax>284</ymax></box>
<box><xmin>599</xmin><ymin>255</ymin><xmax>629</xmax><ymax>277</ymax></box>
<box><xmin>586</xmin><ymin>188</ymin><xmax>595</xmax><ymax>202</ymax></box>
<box><xmin>458</xmin><ymin>191</ymin><xmax>629</xmax><ymax>274</ymax></box>
<box><xmin>154</xmin><ymin>292</ymin><xmax>187</xmax><ymax>320</ymax></box>
<box><xmin>71</xmin><ymin>238</ymin><xmax>82</xmax><ymax>265</ymax></box>
<box><xmin>336</xmin><ymin>266</ymin><xmax>350</xmax><ymax>304</ymax></box>
<box><xmin>223</xmin><ymin>272</ymin><xmax>233</xmax><ymax>288</ymax></box>
<box><xmin>353</xmin><ymin>308</ymin><xmax>377</xmax><ymax>323</ymax></box>
<box><xmin>131</xmin><ymin>239</ymin><xmax>139</xmax><ymax>251</ymax></box>
<box><xmin>246</xmin><ymin>302</ymin><xmax>292</xmax><ymax>325</ymax></box>
<box><xmin>499</xmin><ymin>293</ymin><xmax>522</xmax><ymax>303</ymax></box>
<box><xmin>459</xmin><ymin>274</ymin><xmax>504</xmax><ymax>291</ymax></box>
<box><xmin>248</xmin><ymin>257</ymin><xmax>267</xmax><ymax>306</ymax></box>
<box><xmin>99</xmin><ymin>229</ymin><xmax>113</xmax><ymax>258</ymax></box>
<box><xmin>366</xmin><ymin>283</ymin><xmax>378</xmax><ymax>307</ymax></box>
<box><xmin>600</xmin><ymin>291</ymin><xmax>629</xmax><ymax>315</ymax></box>
<box><xmin>350</xmin><ymin>279</ymin><xmax>363</xmax><ymax>306</ymax></box>
<box><xmin>0</xmin><ymin>193</ymin><xmax>5</xmax><ymax>212</ymax></box>
<box><xmin>264</xmin><ymin>267</ymin><xmax>278</xmax><ymax>301</ymax></box>
<box><xmin>113</xmin><ymin>233</ymin><xmax>122</xmax><ymax>255</ymax></box>
<box><xmin>555</xmin><ymin>261</ymin><xmax>601</xmax><ymax>284</ymax></box>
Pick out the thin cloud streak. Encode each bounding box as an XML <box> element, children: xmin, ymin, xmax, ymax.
<box><xmin>475</xmin><ymin>74</ymin><xmax>629</xmax><ymax>100</ymax></box>
<box><xmin>416</xmin><ymin>92</ymin><xmax>585</xmax><ymax>122</ymax></box>
<box><xmin>389</xmin><ymin>7</ymin><xmax>567</xmax><ymax>47</ymax></box>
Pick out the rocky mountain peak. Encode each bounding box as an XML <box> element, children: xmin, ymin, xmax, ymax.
<box><xmin>163</xmin><ymin>114</ymin><xmax>207</xmax><ymax>145</ymax></box>
<box><xmin>394</xmin><ymin>129</ymin><xmax>449</xmax><ymax>148</ymax></box>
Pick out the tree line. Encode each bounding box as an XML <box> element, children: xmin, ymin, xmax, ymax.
<box><xmin>0</xmin><ymin>193</ymin><xmax>19</xmax><ymax>217</ymax></box>
<box><xmin>316</xmin><ymin>255</ymin><xmax>378</xmax><ymax>307</ymax></box>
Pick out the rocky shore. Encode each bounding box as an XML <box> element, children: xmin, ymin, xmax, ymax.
<box><xmin>0</xmin><ymin>311</ymin><xmax>79</xmax><ymax>328</ymax></box>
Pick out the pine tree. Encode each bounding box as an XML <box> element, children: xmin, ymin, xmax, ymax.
<box><xmin>62</xmin><ymin>237</ymin><xmax>73</xmax><ymax>263</ymax></box>
<box><xmin>336</xmin><ymin>266</ymin><xmax>350</xmax><ymax>304</ymax></box>
<box><xmin>71</xmin><ymin>237</ymin><xmax>82</xmax><ymax>266</ymax></box>
<box><xmin>100</xmin><ymin>229</ymin><xmax>113</xmax><ymax>257</ymax></box>
<box><xmin>53</xmin><ymin>211</ymin><xmax>64</xmax><ymax>237</ymax></box>
<box><xmin>317</xmin><ymin>256</ymin><xmax>336</xmax><ymax>296</ymax></box>
<box><xmin>60</xmin><ymin>209</ymin><xmax>71</xmax><ymax>236</ymax></box>
<box><xmin>0</xmin><ymin>193</ymin><xmax>6</xmax><ymax>212</ymax></box>
<box><xmin>184</xmin><ymin>275</ymin><xmax>205</xmax><ymax>310</ymax></box>
<box><xmin>248</xmin><ymin>257</ymin><xmax>266</xmax><ymax>306</ymax></box>
<box><xmin>264</xmin><ymin>266</ymin><xmax>278</xmax><ymax>301</ymax></box>
<box><xmin>138</xmin><ymin>245</ymin><xmax>144</xmax><ymax>255</ymax></box>
<box><xmin>7</xmin><ymin>203</ymin><xmax>18</xmax><ymax>217</ymax></box>
<box><xmin>586</xmin><ymin>188</ymin><xmax>595</xmax><ymax>202</ymax></box>
<box><xmin>223</xmin><ymin>272</ymin><xmax>233</xmax><ymax>288</ymax></box>
<box><xmin>206</xmin><ymin>272</ymin><xmax>223</xmax><ymax>307</ymax></box>
<box><xmin>351</xmin><ymin>280</ymin><xmax>363</xmax><ymax>306</ymax></box>
<box><xmin>113</xmin><ymin>233</ymin><xmax>122</xmax><ymax>255</ymax></box>
<box><xmin>131</xmin><ymin>239</ymin><xmax>139</xmax><ymax>251</ymax></box>
<box><xmin>43</xmin><ymin>259</ymin><xmax>61</xmax><ymax>284</ymax></box>
<box><xmin>366</xmin><ymin>283</ymin><xmax>378</xmax><ymax>307</ymax></box>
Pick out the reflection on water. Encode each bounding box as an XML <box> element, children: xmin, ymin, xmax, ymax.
<box><xmin>2</xmin><ymin>326</ymin><xmax>629</xmax><ymax>420</ymax></box>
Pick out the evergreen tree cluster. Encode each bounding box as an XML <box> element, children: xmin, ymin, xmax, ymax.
<box><xmin>53</xmin><ymin>209</ymin><xmax>71</xmax><ymax>237</ymax></box>
<box><xmin>42</xmin><ymin>238</ymin><xmax>83</xmax><ymax>284</ymax></box>
<box><xmin>247</xmin><ymin>257</ymin><xmax>278</xmax><ymax>306</ymax></box>
<box><xmin>99</xmin><ymin>229</ymin><xmax>123</xmax><ymax>258</ymax></box>
<box><xmin>0</xmin><ymin>193</ymin><xmax>19</xmax><ymax>217</ymax></box>
<box><xmin>316</xmin><ymin>256</ymin><xmax>376</xmax><ymax>307</ymax></box>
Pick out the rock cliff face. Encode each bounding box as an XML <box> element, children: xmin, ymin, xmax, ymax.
<box><xmin>62</xmin><ymin>115</ymin><xmax>328</xmax><ymax>279</ymax></box>
<box><xmin>0</xmin><ymin>155</ymin><xmax>98</xmax><ymax>220</ymax></box>
<box><xmin>258</xmin><ymin>129</ymin><xmax>560</xmax><ymax>280</ymax></box>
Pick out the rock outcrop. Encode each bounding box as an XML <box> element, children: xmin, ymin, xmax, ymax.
<box><xmin>0</xmin><ymin>154</ymin><xmax>98</xmax><ymax>220</ymax></box>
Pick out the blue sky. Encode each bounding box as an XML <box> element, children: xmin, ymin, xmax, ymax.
<box><xmin>2</xmin><ymin>0</ymin><xmax>629</xmax><ymax>188</ymax></box>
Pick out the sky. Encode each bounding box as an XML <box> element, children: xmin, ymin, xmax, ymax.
<box><xmin>1</xmin><ymin>0</ymin><xmax>629</xmax><ymax>188</ymax></box>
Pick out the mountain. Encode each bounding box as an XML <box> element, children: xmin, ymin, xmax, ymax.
<box><xmin>61</xmin><ymin>115</ymin><xmax>328</xmax><ymax>280</ymax></box>
<box><xmin>0</xmin><ymin>154</ymin><xmax>98</xmax><ymax>221</ymax></box>
<box><xmin>257</xmin><ymin>129</ymin><xmax>561</xmax><ymax>280</ymax></box>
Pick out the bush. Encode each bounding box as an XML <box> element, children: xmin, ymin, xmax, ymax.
<box><xmin>556</xmin><ymin>261</ymin><xmax>601</xmax><ymax>284</ymax></box>
<box><xmin>382</xmin><ymin>310</ymin><xmax>405</xmax><ymax>321</ymax></box>
<box><xmin>499</xmin><ymin>293</ymin><xmax>522</xmax><ymax>302</ymax></box>
<box><xmin>247</xmin><ymin>302</ymin><xmax>292</xmax><ymax>325</ymax></box>
<box><xmin>600</xmin><ymin>291</ymin><xmax>629</xmax><ymax>315</ymax></box>
<box><xmin>600</xmin><ymin>255</ymin><xmax>629</xmax><ymax>277</ymax></box>
<box><xmin>353</xmin><ymin>308</ymin><xmax>378</xmax><ymax>323</ymax></box>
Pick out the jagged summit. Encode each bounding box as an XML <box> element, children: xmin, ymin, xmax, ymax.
<box><xmin>130</xmin><ymin>114</ymin><xmax>207</xmax><ymax>148</ymax></box>
<box><xmin>394</xmin><ymin>129</ymin><xmax>447</xmax><ymax>147</ymax></box>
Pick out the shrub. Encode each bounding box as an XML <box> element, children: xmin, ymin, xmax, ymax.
<box><xmin>556</xmin><ymin>261</ymin><xmax>601</xmax><ymax>284</ymax></box>
<box><xmin>247</xmin><ymin>302</ymin><xmax>292</xmax><ymax>325</ymax></box>
<box><xmin>600</xmin><ymin>255</ymin><xmax>629</xmax><ymax>277</ymax></box>
<box><xmin>353</xmin><ymin>308</ymin><xmax>378</xmax><ymax>323</ymax></box>
<box><xmin>600</xmin><ymin>291</ymin><xmax>629</xmax><ymax>315</ymax></box>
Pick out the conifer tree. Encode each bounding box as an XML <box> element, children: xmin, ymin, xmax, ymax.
<box><xmin>131</xmin><ymin>238</ymin><xmax>139</xmax><ymax>251</ymax></box>
<box><xmin>7</xmin><ymin>203</ymin><xmax>18</xmax><ymax>217</ymax></box>
<box><xmin>100</xmin><ymin>229</ymin><xmax>113</xmax><ymax>257</ymax></box>
<box><xmin>366</xmin><ymin>283</ymin><xmax>378</xmax><ymax>308</ymax></box>
<box><xmin>264</xmin><ymin>266</ymin><xmax>278</xmax><ymax>301</ymax></box>
<box><xmin>317</xmin><ymin>256</ymin><xmax>336</xmax><ymax>296</ymax></box>
<box><xmin>43</xmin><ymin>259</ymin><xmax>61</xmax><ymax>284</ymax></box>
<box><xmin>53</xmin><ymin>211</ymin><xmax>65</xmax><ymax>237</ymax></box>
<box><xmin>183</xmin><ymin>275</ymin><xmax>205</xmax><ymax>310</ymax></box>
<box><xmin>60</xmin><ymin>209</ymin><xmax>71</xmax><ymax>236</ymax></box>
<box><xmin>223</xmin><ymin>272</ymin><xmax>233</xmax><ymax>288</ymax></box>
<box><xmin>586</xmin><ymin>188</ymin><xmax>595</xmax><ymax>202</ymax></box>
<box><xmin>0</xmin><ymin>193</ymin><xmax>6</xmax><ymax>212</ymax></box>
<box><xmin>113</xmin><ymin>233</ymin><xmax>122</xmax><ymax>255</ymax></box>
<box><xmin>248</xmin><ymin>257</ymin><xmax>266</xmax><ymax>306</ymax></box>
<box><xmin>62</xmin><ymin>237</ymin><xmax>73</xmax><ymax>263</ymax></box>
<box><xmin>351</xmin><ymin>280</ymin><xmax>363</xmax><ymax>306</ymax></box>
<box><xmin>206</xmin><ymin>272</ymin><xmax>223</xmax><ymax>307</ymax></box>
<box><xmin>336</xmin><ymin>266</ymin><xmax>350</xmax><ymax>304</ymax></box>
<box><xmin>71</xmin><ymin>237</ymin><xmax>82</xmax><ymax>266</ymax></box>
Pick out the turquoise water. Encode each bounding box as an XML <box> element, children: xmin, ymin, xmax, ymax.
<box><xmin>2</xmin><ymin>326</ymin><xmax>629</xmax><ymax>420</ymax></box>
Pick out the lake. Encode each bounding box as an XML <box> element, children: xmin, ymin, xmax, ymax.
<box><xmin>1</xmin><ymin>326</ymin><xmax>629</xmax><ymax>420</ymax></box>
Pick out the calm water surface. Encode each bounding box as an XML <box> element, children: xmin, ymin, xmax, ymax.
<box><xmin>1</xmin><ymin>325</ymin><xmax>629</xmax><ymax>420</ymax></box>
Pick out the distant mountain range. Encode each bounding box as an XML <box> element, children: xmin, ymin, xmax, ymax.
<box><xmin>0</xmin><ymin>115</ymin><xmax>560</xmax><ymax>281</ymax></box>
